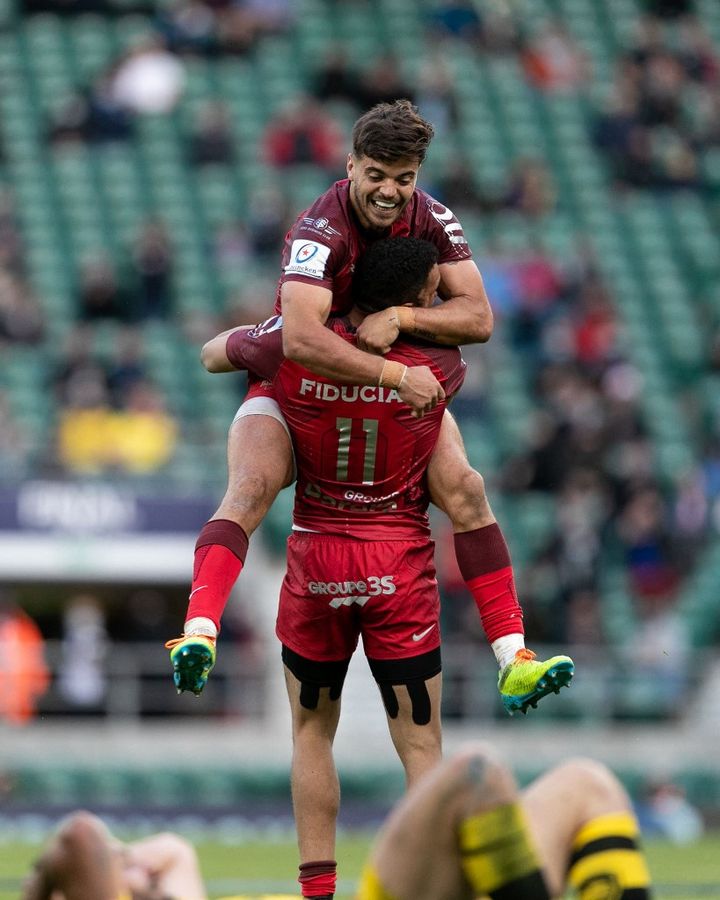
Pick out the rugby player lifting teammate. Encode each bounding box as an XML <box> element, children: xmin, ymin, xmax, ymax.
<box><xmin>169</xmin><ymin>237</ymin><xmax>573</xmax><ymax>900</ymax></box>
<box><xmin>167</xmin><ymin>100</ymin><xmax>573</xmax><ymax>715</ymax></box>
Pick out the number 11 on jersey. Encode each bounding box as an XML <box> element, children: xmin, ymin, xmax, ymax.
<box><xmin>335</xmin><ymin>417</ymin><xmax>379</xmax><ymax>485</ymax></box>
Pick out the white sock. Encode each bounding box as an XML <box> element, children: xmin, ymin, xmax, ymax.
<box><xmin>184</xmin><ymin>616</ymin><xmax>217</xmax><ymax>638</ymax></box>
<box><xmin>492</xmin><ymin>634</ymin><xmax>525</xmax><ymax>670</ymax></box>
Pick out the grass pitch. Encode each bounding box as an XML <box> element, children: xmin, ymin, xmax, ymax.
<box><xmin>1</xmin><ymin>831</ymin><xmax>718</xmax><ymax>897</ymax></box>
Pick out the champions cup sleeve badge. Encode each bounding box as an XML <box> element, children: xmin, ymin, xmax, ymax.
<box><xmin>285</xmin><ymin>239</ymin><xmax>331</xmax><ymax>279</ymax></box>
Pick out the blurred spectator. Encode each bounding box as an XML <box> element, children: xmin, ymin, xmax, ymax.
<box><xmin>616</xmin><ymin>486</ymin><xmax>681</xmax><ymax>599</ymax></box>
<box><xmin>246</xmin><ymin>183</ymin><xmax>292</xmax><ymax>262</ymax></box>
<box><xmin>354</xmin><ymin>53</ymin><xmax>416</xmax><ymax>110</ymax></box>
<box><xmin>569</xmin><ymin>271</ymin><xmax>618</xmax><ymax>370</ymax></box>
<box><xmin>591</xmin><ymin>14</ymin><xmax>712</xmax><ymax>192</ymax></box>
<box><xmin>51</xmin><ymin>325</ymin><xmax>110</xmax><ymax>407</ymax></box>
<box><xmin>637</xmin><ymin>779</ymin><xmax>704</xmax><ymax>843</ymax></box>
<box><xmin>214</xmin><ymin>219</ymin><xmax>252</xmax><ymax>278</ymax></box>
<box><xmin>623</xmin><ymin>590</ymin><xmax>691</xmax><ymax>716</ymax></box>
<box><xmin>637</xmin><ymin>51</ymin><xmax>684</xmax><ymax>128</ymax></box>
<box><xmin>84</xmin><ymin>73</ymin><xmax>137</xmax><ymax>142</ymax></box>
<box><xmin>47</xmin><ymin>92</ymin><xmax>90</xmax><ymax>145</ymax></box>
<box><xmin>509</xmin><ymin>247</ymin><xmax>566</xmax><ymax>357</ymax></box>
<box><xmin>77</xmin><ymin>254</ymin><xmax>133</xmax><ymax>322</ymax></box>
<box><xmin>0</xmin><ymin>596</ymin><xmax>50</xmax><ymax>725</ymax></box>
<box><xmin>222</xmin><ymin>273</ymin><xmax>278</xmax><ymax>325</ymax></box>
<box><xmin>0</xmin><ymin>390</ymin><xmax>31</xmax><ymax>482</ymax></box>
<box><xmin>111</xmin><ymin>378</ymin><xmax>178</xmax><ymax>473</ymax></box>
<box><xmin>521</xmin><ymin>20</ymin><xmax>590</xmax><ymax>93</ymax></box>
<box><xmin>479</xmin><ymin>3</ymin><xmax>523</xmax><ymax>55</ymax></box>
<box><xmin>262</xmin><ymin>94</ymin><xmax>344</xmax><ymax>173</ymax></box>
<box><xmin>676</xmin><ymin>15</ymin><xmax>720</xmax><ymax>84</ymax></box>
<box><xmin>130</xmin><ymin>219</ymin><xmax>174</xmax><ymax>320</ymax></box>
<box><xmin>110</xmin><ymin>36</ymin><xmax>186</xmax><ymax>115</ymax></box>
<box><xmin>437</xmin><ymin>158</ymin><xmax>556</xmax><ymax>219</ymax></box>
<box><xmin>57</xmin><ymin>375</ymin><xmax>177</xmax><ymax>475</ymax></box>
<box><xmin>564</xmin><ymin>588</ymin><xmax>605</xmax><ymax>645</ymax></box>
<box><xmin>312</xmin><ymin>44</ymin><xmax>363</xmax><ymax>108</ymax></box>
<box><xmin>58</xmin><ymin>594</ymin><xmax>108</xmax><ymax>714</ymax></box>
<box><xmin>426</xmin><ymin>0</ymin><xmax>484</xmax><ymax>44</ymax></box>
<box><xmin>56</xmin><ymin>372</ymin><xmax>117</xmax><ymax>474</ymax></box>
<box><xmin>0</xmin><ymin>189</ymin><xmax>26</xmax><ymax>275</ymax></box>
<box><xmin>414</xmin><ymin>56</ymin><xmax>459</xmax><ymax>138</ymax></box>
<box><xmin>156</xmin><ymin>0</ymin><xmax>220</xmax><ymax>57</ymax></box>
<box><xmin>111</xmin><ymin>589</ymin><xmax>176</xmax><ymax>642</ymax></box>
<box><xmin>641</xmin><ymin>0</ymin><xmax>693</xmax><ymax>18</ymax></box>
<box><xmin>235</xmin><ymin>0</ymin><xmax>295</xmax><ymax>36</ymax></box>
<box><xmin>501</xmin><ymin>157</ymin><xmax>557</xmax><ymax>218</ymax></box>
<box><xmin>671</xmin><ymin>466</ymin><xmax>709</xmax><ymax>562</ymax></box>
<box><xmin>187</xmin><ymin>100</ymin><xmax>235</xmax><ymax>166</ymax></box>
<box><xmin>0</xmin><ymin>270</ymin><xmax>44</xmax><ymax>344</ymax></box>
<box><xmin>433</xmin><ymin>156</ymin><xmax>490</xmax><ymax>215</ymax></box>
<box><xmin>107</xmin><ymin>327</ymin><xmax>148</xmax><ymax>407</ymax></box>
<box><xmin>214</xmin><ymin>0</ymin><xmax>295</xmax><ymax>55</ymax></box>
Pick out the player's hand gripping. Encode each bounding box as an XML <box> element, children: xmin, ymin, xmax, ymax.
<box><xmin>356</xmin><ymin>308</ymin><xmax>401</xmax><ymax>355</ymax></box>
<box><xmin>398</xmin><ymin>366</ymin><xmax>445</xmax><ymax>418</ymax></box>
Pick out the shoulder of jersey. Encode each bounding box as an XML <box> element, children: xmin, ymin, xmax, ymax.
<box><xmin>294</xmin><ymin>181</ymin><xmax>348</xmax><ymax>241</ymax></box>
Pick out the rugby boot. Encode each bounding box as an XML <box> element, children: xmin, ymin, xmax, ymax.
<box><xmin>165</xmin><ymin>634</ymin><xmax>216</xmax><ymax>696</ymax></box>
<box><xmin>498</xmin><ymin>648</ymin><xmax>574</xmax><ymax>715</ymax></box>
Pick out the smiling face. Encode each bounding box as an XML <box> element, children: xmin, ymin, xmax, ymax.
<box><xmin>346</xmin><ymin>153</ymin><xmax>420</xmax><ymax>232</ymax></box>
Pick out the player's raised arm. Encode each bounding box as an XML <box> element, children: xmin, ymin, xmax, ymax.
<box><xmin>356</xmin><ymin>257</ymin><xmax>493</xmax><ymax>352</ymax></box>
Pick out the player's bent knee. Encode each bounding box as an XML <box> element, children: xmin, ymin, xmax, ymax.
<box><xmin>282</xmin><ymin>645</ymin><xmax>351</xmax><ymax>710</ymax></box>
<box><xmin>556</xmin><ymin>757</ymin><xmax>629</xmax><ymax>810</ymax></box>
<box><xmin>154</xmin><ymin>832</ymin><xmax>198</xmax><ymax>864</ymax></box>
<box><xmin>56</xmin><ymin>811</ymin><xmax>108</xmax><ymax>855</ymax></box>
<box><xmin>447</xmin><ymin>745</ymin><xmax>518</xmax><ymax>808</ymax></box>
<box><xmin>368</xmin><ymin>649</ymin><xmax>441</xmax><ymax>726</ymax></box>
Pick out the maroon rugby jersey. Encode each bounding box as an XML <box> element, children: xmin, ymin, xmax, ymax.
<box><xmin>227</xmin><ymin>316</ymin><xmax>466</xmax><ymax>539</ymax></box>
<box><xmin>273</xmin><ymin>180</ymin><xmax>472</xmax><ymax>315</ymax></box>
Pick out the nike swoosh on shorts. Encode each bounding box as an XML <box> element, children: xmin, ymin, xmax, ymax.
<box><xmin>412</xmin><ymin>624</ymin><xmax>436</xmax><ymax>642</ymax></box>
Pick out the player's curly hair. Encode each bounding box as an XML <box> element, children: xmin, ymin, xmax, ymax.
<box><xmin>352</xmin><ymin>237</ymin><xmax>439</xmax><ymax>313</ymax></box>
<box><xmin>351</xmin><ymin>99</ymin><xmax>435</xmax><ymax>164</ymax></box>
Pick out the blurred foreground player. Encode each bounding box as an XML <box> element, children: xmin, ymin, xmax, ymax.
<box><xmin>359</xmin><ymin>742</ymin><xmax>653</xmax><ymax>899</ymax></box>
<box><xmin>21</xmin><ymin>748</ymin><xmax>652</xmax><ymax>900</ymax></box>
<box><xmin>20</xmin><ymin>809</ymin><xmax>295</xmax><ymax>899</ymax></box>
<box><xmin>172</xmin><ymin>100</ymin><xmax>571</xmax><ymax>714</ymax></box>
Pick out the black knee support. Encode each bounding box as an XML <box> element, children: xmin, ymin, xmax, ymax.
<box><xmin>368</xmin><ymin>648</ymin><xmax>441</xmax><ymax>726</ymax></box>
<box><xmin>282</xmin><ymin>645</ymin><xmax>350</xmax><ymax>710</ymax></box>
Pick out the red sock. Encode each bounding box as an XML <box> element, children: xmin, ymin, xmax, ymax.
<box><xmin>186</xmin><ymin>519</ymin><xmax>249</xmax><ymax>630</ymax></box>
<box><xmin>454</xmin><ymin>523</ymin><xmax>524</xmax><ymax>643</ymax></box>
<box><xmin>298</xmin><ymin>859</ymin><xmax>337</xmax><ymax>898</ymax></box>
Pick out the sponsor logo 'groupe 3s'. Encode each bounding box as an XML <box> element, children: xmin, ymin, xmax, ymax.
<box><xmin>308</xmin><ymin>574</ymin><xmax>396</xmax><ymax>608</ymax></box>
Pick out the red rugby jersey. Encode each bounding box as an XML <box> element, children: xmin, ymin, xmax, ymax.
<box><xmin>273</xmin><ymin>180</ymin><xmax>473</xmax><ymax>315</ymax></box>
<box><xmin>227</xmin><ymin>317</ymin><xmax>466</xmax><ymax>539</ymax></box>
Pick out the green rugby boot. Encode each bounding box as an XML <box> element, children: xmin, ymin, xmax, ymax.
<box><xmin>165</xmin><ymin>634</ymin><xmax>216</xmax><ymax>696</ymax></box>
<box><xmin>498</xmin><ymin>648</ymin><xmax>574</xmax><ymax>715</ymax></box>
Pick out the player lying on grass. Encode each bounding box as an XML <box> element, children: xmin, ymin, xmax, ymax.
<box><xmin>171</xmin><ymin>100</ymin><xmax>570</xmax><ymax>717</ymax></box>
<box><xmin>169</xmin><ymin>236</ymin><xmax>573</xmax><ymax>899</ymax></box>
<box><xmin>168</xmin><ymin>236</ymin><xmax>573</xmax><ymax>719</ymax></box>
<box><xmin>359</xmin><ymin>741</ymin><xmax>653</xmax><ymax>899</ymax></box>
<box><xmin>21</xmin><ymin>746</ymin><xmax>652</xmax><ymax>899</ymax></box>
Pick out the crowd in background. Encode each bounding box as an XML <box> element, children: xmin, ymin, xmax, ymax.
<box><xmin>1</xmin><ymin>0</ymin><xmax>719</xmax><ymax>721</ymax></box>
